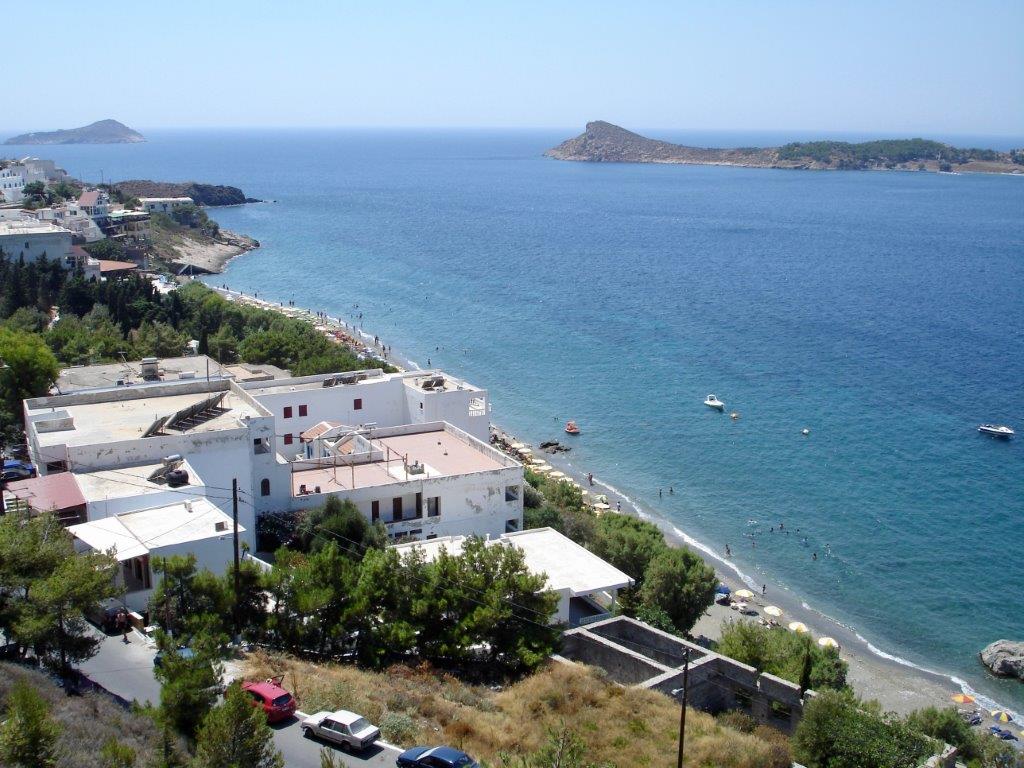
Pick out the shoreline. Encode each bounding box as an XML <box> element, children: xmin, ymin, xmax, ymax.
<box><xmin>204</xmin><ymin>277</ymin><xmax>1021</xmax><ymax>731</ymax></box>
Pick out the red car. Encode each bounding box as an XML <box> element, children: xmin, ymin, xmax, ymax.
<box><xmin>241</xmin><ymin>676</ymin><xmax>297</xmax><ymax>723</ymax></box>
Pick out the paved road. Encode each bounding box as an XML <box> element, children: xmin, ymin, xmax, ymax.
<box><xmin>79</xmin><ymin>628</ymin><xmax>401</xmax><ymax>768</ymax></box>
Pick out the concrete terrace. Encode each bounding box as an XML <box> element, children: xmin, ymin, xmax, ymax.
<box><xmin>291</xmin><ymin>423</ymin><xmax>516</xmax><ymax>495</ymax></box>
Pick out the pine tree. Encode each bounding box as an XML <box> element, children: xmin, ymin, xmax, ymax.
<box><xmin>0</xmin><ymin>680</ymin><xmax>61</xmax><ymax>768</ymax></box>
<box><xmin>191</xmin><ymin>683</ymin><xmax>283</xmax><ymax>768</ymax></box>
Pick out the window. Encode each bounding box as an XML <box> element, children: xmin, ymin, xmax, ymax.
<box><xmin>260</xmin><ymin>478</ymin><xmax>271</xmax><ymax>496</ymax></box>
<box><xmin>45</xmin><ymin>460</ymin><xmax>68</xmax><ymax>473</ymax></box>
<box><xmin>506</xmin><ymin>518</ymin><xmax>519</xmax><ymax>533</ymax></box>
<box><xmin>371</xmin><ymin>500</ymin><xmax>380</xmax><ymax>522</ymax></box>
<box><xmin>427</xmin><ymin>496</ymin><xmax>440</xmax><ymax>517</ymax></box>
<box><xmin>299</xmin><ymin>404</ymin><xmax>308</xmax><ymax>417</ymax></box>
<box><xmin>426</xmin><ymin>533</ymin><xmax>438</xmax><ymax>540</ymax></box>
<box><xmin>392</xmin><ymin>497</ymin><xmax>403</xmax><ymax>521</ymax></box>
<box><xmin>505</xmin><ymin>484</ymin><xmax>521</xmax><ymax>502</ymax></box>
<box><xmin>415</xmin><ymin>492</ymin><xmax>423</xmax><ymax>518</ymax></box>
<box><xmin>353</xmin><ymin>398</ymin><xmax>363</xmax><ymax>411</ymax></box>
<box><xmin>283</xmin><ymin>433</ymin><xmax>293</xmax><ymax>445</ymax></box>
<box><xmin>283</xmin><ymin>406</ymin><xmax>293</xmax><ymax>419</ymax></box>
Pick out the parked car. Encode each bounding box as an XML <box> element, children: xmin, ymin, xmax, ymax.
<box><xmin>242</xmin><ymin>676</ymin><xmax>297</xmax><ymax>723</ymax></box>
<box><xmin>301</xmin><ymin>709</ymin><xmax>380</xmax><ymax>750</ymax></box>
<box><xmin>396</xmin><ymin>746</ymin><xmax>479</xmax><ymax>768</ymax></box>
<box><xmin>153</xmin><ymin>646</ymin><xmax>195</xmax><ymax>668</ymax></box>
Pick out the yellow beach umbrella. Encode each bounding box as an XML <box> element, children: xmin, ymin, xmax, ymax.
<box><xmin>788</xmin><ymin>621</ymin><xmax>809</xmax><ymax>634</ymax></box>
<box><xmin>951</xmin><ymin>693</ymin><xmax>975</xmax><ymax>705</ymax></box>
<box><xmin>818</xmin><ymin>637</ymin><xmax>839</xmax><ymax>649</ymax></box>
<box><xmin>733</xmin><ymin>589</ymin><xmax>755</xmax><ymax>601</ymax></box>
<box><xmin>763</xmin><ymin>606</ymin><xmax>783</xmax><ymax>618</ymax></box>
<box><xmin>990</xmin><ymin>710</ymin><xmax>1014</xmax><ymax>723</ymax></box>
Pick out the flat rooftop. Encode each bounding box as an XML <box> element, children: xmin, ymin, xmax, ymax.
<box><xmin>291</xmin><ymin>425</ymin><xmax>514</xmax><ymax>495</ymax></box>
<box><xmin>28</xmin><ymin>387</ymin><xmax>262</xmax><ymax>449</ymax></box>
<box><xmin>68</xmin><ymin>498</ymin><xmax>240</xmax><ymax>561</ymax></box>
<box><xmin>0</xmin><ymin>220</ymin><xmax>71</xmax><ymax>236</ymax></box>
<box><xmin>73</xmin><ymin>459</ymin><xmax>202</xmax><ymax>504</ymax></box>
<box><xmin>393</xmin><ymin>527</ymin><xmax>633</xmax><ymax>596</ymax></box>
<box><xmin>56</xmin><ymin>356</ymin><xmax>285</xmax><ymax>393</ymax></box>
<box><xmin>242</xmin><ymin>369</ymin><xmax>390</xmax><ymax>397</ymax></box>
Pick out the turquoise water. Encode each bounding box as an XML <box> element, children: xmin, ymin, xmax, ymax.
<box><xmin>19</xmin><ymin>130</ymin><xmax>1024</xmax><ymax>709</ymax></box>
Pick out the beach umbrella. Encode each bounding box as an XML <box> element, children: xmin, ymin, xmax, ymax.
<box><xmin>733</xmin><ymin>589</ymin><xmax>755</xmax><ymax>600</ymax></box>
<box><xmin>534</xmin><ymin>464</ymin><xmax>552</xmax><ymax>473</ymax></box>
<box><xmin>517</xmin><ymin>447</ymin><xmax>533</xmax><ymax>455</ymax></box>
<box><xmin>510</xmin><ymin>442</ymin><xmax>526</xmax><ymax>450</ymax></box>
<box><xmin>593</xmin><ymin>502</ymin><xmax>610</xmax><ymax>510</ymax></box>
<box><xmin>531</xmin><ymin>458</ymin><xmax>546</xmax><ymax>466</ymax></box>
<box><xmin>788</xmin><ymin>621</ymin><xmax>809</xmax><ymax>634</ymax></box>
<box><xmin>817</xmin><ymin>637</ymin><xmax>839</xmax><ymax>649</ymax></box>
<box><xmin>595</xmin><ymin>494</ymin><xmax>608</xmax><ymax>504</ymax></box>
<box><xmin>950</xmin><ymin>693</ymin><xmax>975</xmax><ymax>705</ymax></box>
<box><xmin>715</xmin><ymin>584</ymin><xmax>731</xmax><ymax>595</ymax></box>
<box><xmin>764</xmin><ymin>606</ymin><xmax>783</xmax><ymax>618</ymax></box>
<box><xmin>581</xmin><ymin>490</ymin><xmax>589</xmax><ymax>496</ymax></box>
<box><xmin>549</xmin><ymin>471</ymin><xmax>565</xmax><ymax>479</ymax></box>
<box><xmin>990</xmin><ymin>710</ymin><xmax>1014</xmax><ymax>723</ymax></box>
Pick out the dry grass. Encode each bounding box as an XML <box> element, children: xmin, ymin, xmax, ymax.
<box><xmin>0</xmin><ymin>662</ymin><xmax>171</xmax><ymax>768</ymax></box>
<box><xmin>245</xmin><ymin>652</ymin><xmax>790</xmax><ymax>768</ymax></box>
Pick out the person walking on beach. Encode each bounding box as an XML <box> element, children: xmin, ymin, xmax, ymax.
<box><xmin>587</xmin><ymin>472</ymin><xmax>593</xmax><ymax>486</ymax></box>
<box><xmin>616</xmin><ymin>501</ymin><xmax>621</xmax><ymax>512</ymax></box>
<box><xmin>762</xmin><ymin>584</ymin><xmax>766</xmax><ymax>596</ymax></box>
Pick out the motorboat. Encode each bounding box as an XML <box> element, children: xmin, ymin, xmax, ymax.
<box><xmin>978</xmin><ymin>424</ymin><xmax>1014</xmax><ymax>438</ymax></box>
<box><xmin>704</xmin><ymin>394</ymin><xmax>725</xmax><ymax>411</ymax></box>
<box><xmin>564</xmin><ymin>420</ymin><xmax>581</xmax><ymax>435</ymax></box>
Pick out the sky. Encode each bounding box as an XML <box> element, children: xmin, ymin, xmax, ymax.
<box><xmin>6</xmin><ymin>0</ymin><xmax>1024</xmax><ymax>136</ymax></box>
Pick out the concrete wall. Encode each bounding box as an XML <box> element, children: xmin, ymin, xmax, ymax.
<box><xmin>0</xmin><ymin>229</ymin><xmax>72</xmax><ymax>263</ymax></box>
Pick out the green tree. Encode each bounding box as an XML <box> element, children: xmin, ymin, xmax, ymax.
<box><xmin>716</xmin><ymin>620</ymin><xmax>848</xmax><ymax>691</ymax></box>
<box><xmin>348</xmin><ymin>547</ymin><xmax>424</xmax><ymax>667</ymax></box>
<box><xmin>791</xmin><ymin>690</ymin><xmax>933</xmax><ymax>768</ymax></box>
<box><xmin>191</xmin><ymin>682</ymin><xmax>283</xmax><ymax>768</ymax></box>
<box><xmin>134</xmin><ymin>321</ymin><xmax>188</xmax><ymax>357</ymax></box>
<box><xmin>589</xmin><ymin>514</ymin><xmax>665</xmax><ymax>588</ymax></box>
<box><xmin>0</xmin><ymin>679</ymin><xmax>60</xmax><ymax>768</ymax></box>
<box><xmin>638</xmin><ymin>547</ymin><xmax>717</xmax><ymax>633</ymax></box>
<box><xmin>296</xmin><ymin>496</ymin><xmax>386</xmax><ymax>555</ymax></box>
<box><xmin>154</xmin><ymin>640</ymin><xmax>223</xmax><ymax>739</ymax></box>
<box><xmin>100</xmin><ymin>736</ymin><xmax>137</xmax><ymax>768</ymax></box>
<box><xmin>0</xmin><ymin>327</ymin><xmax>60</xmax><ymax>441</ymax></box>
<box><xmin>904</xmin><ymin>706</ymin><xmax>982</xmax><ymax>761</ymax></box>
<box><xmin>207</xmin><ymin>325</ymin><xmax>239</xmax><ymax>363</ymax></box>
<box><xmin>150</xmin><ymin>555</ymin><xmax>235</xmax><ymax>642</ymax></box>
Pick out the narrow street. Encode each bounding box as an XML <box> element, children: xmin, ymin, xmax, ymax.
<box><xmin>79</xmin><ymin>628</ymin><xmax>401</xmax><ymax>768</ymax></box>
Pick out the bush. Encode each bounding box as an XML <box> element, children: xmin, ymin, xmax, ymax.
<box><xmin>716</xmin><ymin>620</ymin><xmax>848</xmax><ymax>691</ymax></box>
<box><xmin>639</xmin><ymin>547</ymin><xmax>717</xmax><ymax>634</ymax></box>
<box><xmin>380</xmin><ymin>712</ymin><xmax>416</xmax><ymax>744</ymax></box>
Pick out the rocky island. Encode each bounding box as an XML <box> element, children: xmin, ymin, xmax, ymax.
<box><xmin>547</xmin><ymin>121</ymin><xmax>1024</xmax><ymax>174</ymax></box>
<box><xmin>4</xmin><ymin>119</ymin><xmax>145</xmax><ymax>145</ymax></box>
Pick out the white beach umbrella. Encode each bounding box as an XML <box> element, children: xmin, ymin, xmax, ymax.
<box><xmin>534</xmin><ymin>464</ymin><xmax>552</xmax><ymax>473</ymax></box>
<box><xmin>592</xmin><ymin>502</ymin><xmax>610</xmax><ymax>510</ymax></box>
<box><xmin>763</xmin><ymin>606</ymin><xmax>783</xmax><ymax>618</ymax></box>
<box><xmin>531</xmin><ymin>458</ymin><xmax>546</xmax><ymax>466</ymax></box>
<box><xmin>510</xmin><ymin>442</ymin><xmax>526</xmax><ymax>450</ymax></box>
<box><xmin>548</xmin><ymin>471</ymin><xmax>565</xmax><ymax>479</ymax></box>
<box><xmin>817</xmin><ymin>637</ymin><xmax>839</xmax><ymax>649</ymax></box>
<box><xmin>733</xmin><ymin>589</ymin><xmax>755</xmax><ymax>601</ymax></box>
<box><xmin>788</xmin><ymin>621</ymin><xmax>809</xmax><ymax>634</ymax></box>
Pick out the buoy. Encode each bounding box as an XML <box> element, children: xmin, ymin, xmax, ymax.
<box><xmin>801</xmin><ymin>428</ymin><xmax>810</xmax><ymax>436</ymax></box>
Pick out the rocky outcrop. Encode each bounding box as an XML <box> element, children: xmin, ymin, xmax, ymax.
<box><xmin>113</xmin><ymin>180</ymin><xmax>260</xmax><ymax>206</ymax></box>
<box><xmin>980</xmin><ymin>640</ymin><xmax>1024</xmax><ymax>679</ymax></box>
<box><xmin>5</xmin><ymin>119</ymin><xmax>144</xmax><ymax>145</ymax></box>
<box><xmin>545</xmin><ymin>121</ymin><xmax>774</xmax><ymax>167</ymax></box>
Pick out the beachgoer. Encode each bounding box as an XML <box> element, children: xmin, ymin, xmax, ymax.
<box><xmin>587</xmin><ymin>472</ymin><xmax>594</xmax><ymax>486</ymax></box>
<box><xmin>762</xmin><ymin>584</ymin><xmax>766</xmax><ymax>595</ymax></box>
<box><xmin>779</xmin><ymin>522</ymin><xmax>784</xmax><ymax>530</ymax></box>
<box><xmin>725</xmin><ymin>544</ymin><xmax>731</xmax><ymax>557</ymax></box>
<box><xmin>616</xmin><ymin>501</ymin><xmax>621</xmax><ymax>512</ymax></box>
<box><xmin>116</xmin><ymin>609</ymin><xmax>129</xmax><ymax>644</ymax></box>
<box><xmin>812</xmin><ymin>552</ymin><xmax>818</xmax><ymax>561</ymax></box>
<box><xmin>659</xmin><ymin>488</ymin><xmax>663</xmax><ymax>499</ymax></box>
<box><xmin>427</xmin><ymin>358</ymin><xmax>431</xmax><ymax>366</ymax></box>
<box><xmin>669</xmin><ymin>486</ymin><xmax>674</xmax><ymax>495</ymax></box>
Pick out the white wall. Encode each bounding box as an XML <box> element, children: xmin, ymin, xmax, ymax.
<box><xmin>0</xmin><ymin>229</ymin><xmax>73</xmax><ymax>263</ymax></box>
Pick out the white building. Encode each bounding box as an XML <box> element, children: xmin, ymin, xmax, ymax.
<box><xmin>33</xmin><ymin>201</ymin><xmax>106</xmax><ymax>242</ymax></box>
<box><xmin>23</xmin><ymin>366</ymin><xmax>519</xmax><ymax>595</ymax></box>
<box><xmin>0</xmin><ymin>157</ymin><xmax>67</xmax><ymax>203</ymax></box>
<box><xmin>139</xmin><ymin>197</ymin><xmax>193</xmax><ymax>215</ymax></box>
<box><xmin>0</xmin><ymin>220</ymin><xmax>74</xmax><ymax>264</ymax></box>
<box><xmin>68</xmin><ymin>498</ymin><xmax>244</xmax><ymax>612</ymax></box>
<box><xmin>393</xmin><ymin>527</ymin><xmax>634</xmax><ymax>626</ymax></box>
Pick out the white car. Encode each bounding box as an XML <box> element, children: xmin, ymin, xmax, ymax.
<box><xmin>301</xmin><ymin>709</ymin><xmax>381</xmax><ymax>751</ymax></box>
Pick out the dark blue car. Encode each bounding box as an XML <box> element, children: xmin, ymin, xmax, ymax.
<box><xmin>396</xmin><ymin>746</ymin><xmax>478</xmax><ymax>768</ymax></box>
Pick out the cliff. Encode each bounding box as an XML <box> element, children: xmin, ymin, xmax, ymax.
<box><xmin>4</xmin><ymin>119</ymin><xmax>145</xmax><ymax>145</ymax></box>
<box><xmin>112</xmin><ymin>180</ymin><xmax>260</xmax><ymax>206</ymax></box>
<box><xmin>547</xmin><ymin>121</ymin><xmax>1024</xmax><ymax>174</ymax></box>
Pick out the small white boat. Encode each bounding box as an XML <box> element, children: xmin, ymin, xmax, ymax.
<box><xmin>978</xmin><ymin>424</ymin><xmax>1014</xmax><ymax>438</ymax></box>
<box><xmin>704</xmin><ymin>394</ymin><xmax>725</xmax><ymax>410</ymax></box>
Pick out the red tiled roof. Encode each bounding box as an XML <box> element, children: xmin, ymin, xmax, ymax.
<box><xmin>78</xmin><ymin>190</ymin><xmax>99</xmax><ymax>206</ymax></box>
<box><xmin>5</xmin><ymin>472</ymin><xmax>86</xmax><ymax>513</ymax></box>
<box><xmin>99</xmin><ymin>259</ymin><xmax>138</xmax><ymax>273</ymax></box>
<box><xmin>300</xmin><ymin>420</ymin><xmax>342</xmax><ymax>441</ymax></box>
<box><xmin>70</xmin><ymin>245</ymin><xmax>90</xmax><ymax>260</ymax></box>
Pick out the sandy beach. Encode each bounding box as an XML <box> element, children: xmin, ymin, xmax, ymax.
<box><xmin>207</xmin><ymin>280</ymin><xmax>1017</xmax><ymax>736</ymax></box>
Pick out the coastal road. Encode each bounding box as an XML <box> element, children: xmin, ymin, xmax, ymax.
<box><xmin>79</xmin><ymin>628</ymin><xmax>401</xmax><ymax>767</ymax></box>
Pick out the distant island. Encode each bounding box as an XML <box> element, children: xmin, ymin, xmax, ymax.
<box><xmin>111</xmin><ymin>179</ymin><xmax>261</xmax><ymax>207</ymax></box>
<box><xmin>4</xmin><ymin>119</ymin><xmax>145</xmax><ymax>145</ymax></box>
<box><xmin>547</xmin><ymin>121</ymin><xmax>1024</xmax><ymax>174</ymax></box>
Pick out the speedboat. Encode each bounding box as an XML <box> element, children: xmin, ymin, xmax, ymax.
<box><xmin>704</xmin><ymin>394</ymin><xmax>725</xmax><ymax>411</ymax></box>
<box><xmin>978</xmin><ymin>424</ymin><xmax>1014</xmax><ymax>438</ymax></box>
<box><xmin>565</xmin><ymin>420</ymin><xmax>581</xmax><ymax>435</ymax></box>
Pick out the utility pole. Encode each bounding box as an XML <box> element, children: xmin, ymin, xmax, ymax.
<box><xmin>231</xmin><ymin>478</ymin><xmax>240</xmax><ymax>641</ymax></box>
<box><xmin>673</xmin><ymin>648</ymin><xmax>691</xmax><ymax>768</ymax></box>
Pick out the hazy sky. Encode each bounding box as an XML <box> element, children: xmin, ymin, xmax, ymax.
<box><xmin>7</xmin><ymin>0</ymin><xmax>1023</xmax><ymax>135</ymax></box>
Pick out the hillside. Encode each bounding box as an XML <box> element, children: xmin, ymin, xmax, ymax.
<box><xmin>547</xmin><ymin>121</ymin><xmax>1024</xmax><ymax>174</ymax></box>
<box><xmin>4</xmin><ymin>119</ymin><xmax>144</xmax><ymax>145</ymax></box>
<box><xmin>113</xmin><ymin>179</ymin><xmax>260</xmax><ymax>206</ymax></box>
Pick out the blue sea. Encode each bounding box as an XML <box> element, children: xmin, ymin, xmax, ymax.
<box><xmin>13</xmin><ymin>128</ymin><xmax>1024</xmax><ymax>710</ymax></box>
